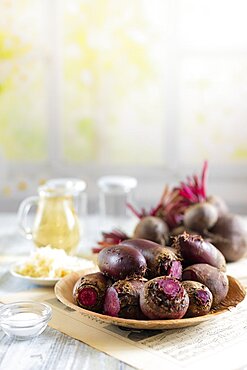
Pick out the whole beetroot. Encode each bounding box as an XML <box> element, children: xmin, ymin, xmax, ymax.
<box><xmin>73</xmin><ymin>272</ymin><xmax>111</xmax><ymax>312</ymax></box>
<box><xmin>183</xmin><ymin>202</ymin><xmax>218</xmax><ymax>232</ymax></box>
<box><xmin>182</xmin><ymin>263</ymin><xmax>229</xmax><ymax>307</ymax></box>
<box><xmin>175</xmin><ymin>232</ymin><xmax>226</xmax><ymax>271</ymax></box>
<box><xmin>182</xmin><ymin>281</ymin><xmax>213</xmax><ymax>317</ymax></box>
<box><xmin>133</xmin><ymin>216</ymin><xmax>169</xmax><ymax>245</ymax></box>
<box><xmin>140</xmin><ymin>276</ymin><xmax>189</xmax><ymax>319</ymax></box>
<box><xmin>120</xmin><ymin>238</ymin><xmax>182</xmax><ymax>280</ymax></box>
<box><xmin>207</xmin><ymin>195</ymin><xmax>229</xmax><ymax>217</ymax></box>
<box><xmin>209</xmin><ymin>213</ymin><xmax>247</xmax><ymax>262</ymax></box>
<box><xmin>170</xmin><ymin>225</ymin><xmax>197</xmax><ymax>237</ymax></box>
<box><xmin>98</xmin><ymin>245</ymin><xmax>147</xmax><ymax>281</ymax></box>
<box><xmin>104</xmin><ymin>279</ymin><xmax>145</xmax><ymax>319</ymax></box>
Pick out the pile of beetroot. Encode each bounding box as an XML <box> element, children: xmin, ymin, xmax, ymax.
<box><xmin>73</xmin><ymin>234</ymin><xmax>229</xmax><ymax>320</ymax></box>
<box><xmin>73</xmin><ymin>162</ymin><xmax>246</xmax><ymax>320</ymax></box>
<box><xmin>93</xmin><ymin>161</ymin><xmax>247</xmax><ymax>263</ymax></box>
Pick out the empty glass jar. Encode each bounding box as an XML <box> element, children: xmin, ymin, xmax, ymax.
<box><xmin>97</xmin><ymin>176</ymin><xmax>138</xmax><ymax>233</ymax></box>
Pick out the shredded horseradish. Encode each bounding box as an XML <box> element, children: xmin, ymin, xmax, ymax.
<box><xmin>15</xmin><ymin>246</ymin><xmax>95</xmax><ymax>278</ymax></box>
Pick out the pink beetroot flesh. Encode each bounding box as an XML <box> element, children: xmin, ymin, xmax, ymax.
<box><xmin>104</xmin><ymin>287</ymin><xmax>121</xmax><ymax>317</ymax></box>
<box><xmin>166</xmin><ymin>260</ymin><xmax>182</xmax><ymax>279</ymax></box>
<box><xmin>158</xmin><ymin>279</ymin><xmax>181</xmax><ymax>299</ymax></box>
<box><xmin>196</xmin><ymin>290</ymin><xmax>210</xmax><ymax>306</ymax></box>
<box><xmin>78</xmin><ymin>288</ymin><xmax>98</xmax><ymax>307</ymax></box>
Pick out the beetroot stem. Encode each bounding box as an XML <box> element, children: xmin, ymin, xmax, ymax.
<box><xmin>201</xmin><ymin>160</ymin><xmax>208</xmax><ymax>199</ymax></box>
<box><xmin>126</xmin><ymin>203</ymin><xmax>142</xmax><ymax>219</ymax></box>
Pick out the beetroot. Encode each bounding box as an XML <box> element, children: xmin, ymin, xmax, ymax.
<box><xmin>182</xmin><ymin>281</ymin><xmax>213</xmax><ymax>317</ymax></box>
<box><xmin>183</xmin><ymin>202</ymin><xmax>218</xmax><ymax>232</ymax></box>
<box><xmin>182</xmin><ymin>263</ymin><xmax>229</xmax><ymax>307</ymax></box>
<box><xmin>103</xmin><ymin>287</ymin><xmax>120</xmax><ymax>317</ymax></box>
<box><xmin>120</xmin><ymin>238</ymin><xmax>182</xmax><ymax>279</ymax></box>
<box><xmin>73</xmin><ymin>272</ymin><xmax>111</xmax><ymax>312</ymax></box>
<box><xmin>174</xmin><ymin>232</ymin><xmax>226</xmax><ymax>271</ymax></box>
<box><xmin>98</xmin><ymin>245</ymin><xmax>147</xmax><ymax>281</ymax></box>
<box><xmin>104</xmin><ymin>279</ymin><xmax>145</xmax><ymax>319</ymax></box>
<box><xmin>170</xmin><ymin>225</ymin><xmax>196</xmax><ymax>237</ymax></box>
<box><xmin>133</xmin><ymin>216</ymin><xmax>169</xmax><ymax>245</ymax></box>
<box><xmin>207</xmin><ymin>194</ymin><xmax>228</xmax><ymax>217</ymax></box>
<box><xmin>139</xmin><ymin>276</ymin><xmax>189</xmax><ymax>319</ymax></box>
<box><xmin>209</xmin><ymin>213</ymin><xmax>247</xmax><ymax>262</ymax></box>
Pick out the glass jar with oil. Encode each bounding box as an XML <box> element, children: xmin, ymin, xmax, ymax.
<box><xmin>18</xmin><ymin>180</ymin><xmax>86</xmax><ymax>255</ymax></box>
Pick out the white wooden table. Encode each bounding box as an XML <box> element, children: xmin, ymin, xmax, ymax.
<box><xmin>0</xmin><ymin>213</ymin><xmax>134</xmax><ymax>370</ymax></box>
<box><xmin>1</xmin><ymin>213</ymin><xmax>247</xmax><ymax>370</ymax></box>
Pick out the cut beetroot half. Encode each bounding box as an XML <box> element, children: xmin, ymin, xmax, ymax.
<box><xmin>160</xmin><ymin>260</ymin><xmax>182</xmax><ymax>280</ymax></box>
<box><xmin>103</xmin><ymin>287</ymin><xmax>121</xmax><ymax>317</ymax></box>
<box><xmin>196</xmin><ymin>289</ymin><xmax>211</xmax><ymax>306</ymax></box>
<box><xmin>78</xmin><ymin>287</ymin><xmax>98</xmax><ymax>307</ymax></box>
<box><xmin>158</xmin><ymin>278</ymin><xmax>181</xmax><ymax>299</ymax></box>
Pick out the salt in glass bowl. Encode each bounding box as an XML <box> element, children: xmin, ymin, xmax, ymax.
<box><xmin>0</xmin><ymin>301</ymin><xmax>52</xmax><ymax>340</ymax></box>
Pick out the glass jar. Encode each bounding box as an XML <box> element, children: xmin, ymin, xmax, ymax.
<box><xmin>17</xmin><ymin>180</ymin><xmax>86</xmax><ymax>254</ymax></box>
<box><xmin>45</xmin><ymin>178</ymin><xmax>87</xmax><ymax>217</ymax></box>
<box><xmin>97</xmin><ymin>176</ymin><xmax>138</xmax><ymax>233</ymax></box>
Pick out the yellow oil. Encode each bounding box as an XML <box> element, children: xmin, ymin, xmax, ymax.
<box><xmin>32</xmin><ymin>195</ymin><xmax>80</xmax><ymax>255</ymax></box>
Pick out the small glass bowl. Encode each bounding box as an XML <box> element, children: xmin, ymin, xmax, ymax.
<box><xmin>0</xmin><ymin>301</ymin><xmax>52</xmax><ymax>340</ymax></box>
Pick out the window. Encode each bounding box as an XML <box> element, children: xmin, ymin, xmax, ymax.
<box><xmin>1</xmin><ymin>0</ymin><xmax>247</xmax><ymax>211</ymax></box>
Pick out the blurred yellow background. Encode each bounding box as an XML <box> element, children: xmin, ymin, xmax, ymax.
<box><xmin>0</xmin><ymin>0</ymin><xmax>247</xmax><ymax>212</ymax></box>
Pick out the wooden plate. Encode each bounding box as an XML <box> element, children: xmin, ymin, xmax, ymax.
<box><xmin>55</xmin><ymin>272</ymin><xmax>246</xmax><ymax>330</ymax></box>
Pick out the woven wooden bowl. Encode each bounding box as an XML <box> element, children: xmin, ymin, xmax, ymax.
<box><xmin>55</xmin><ymin>272</ymin><xmax>246</xmax><ymax>330</ymax></box>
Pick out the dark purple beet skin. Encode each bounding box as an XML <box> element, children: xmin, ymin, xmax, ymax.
<box><xmin>104</xmin><ymin>279</ymin><xmax>145</xmax><ymax>319</ymax></box>
<box><xmin>133</xmin><ymin>216</ymin><xmax>169</xmax><ymax>245</ymax></box>
<box><xmin>182</xmin><ymin>263</ymin><xmax>229</xmax><ymax>307</ymax></box>
<box><xmin>120</xmin><ymin>238</ymin><xmax>162</xmax><ymax>252</ymax></box>
<box><xmin>183</xmin><ymin>202</ymin><xmax>218</xmax><ymax>232</ymax></box>
<box><xmin>73</xmin><ymin>272</ymin><xmax>112</xmax><ymax>312</ymax></box>
<box><xmin>174</xmin><ymin>232</ymin><xmax>226</xmax><ymax>271</ymax></box>
<box><xmin>182</xmin><ymin>280</ymin><xmax>213</xmax><ymax>317</ymax></box>
<box><xmin>139</xmin><ymin>276</ymin><xmax>189</xmax><ymax>319</ymax></box>
<box><xmin>209</xmin><ymin>213</ymin><xmax>247</xmax><ymax>262</ymax></box>
<box><xmin>120</xmin><ymin>238</ymin><xmax>182</xmax><ymax>279</ymax></box>
<box><xmin>98</xmin><ymin>245</ymin><xmax>147</xmax><ymax>281</ymax></box>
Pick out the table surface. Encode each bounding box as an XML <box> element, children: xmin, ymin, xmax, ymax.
<box><xmin>1</xmin><ymin>213</ymin><xmax>247</xmax><ymax>370</ymax></box>
<box><xmin>0</xmin><ymin>213</ymin><xmax>134</xmax><ymax>370</ymax></box>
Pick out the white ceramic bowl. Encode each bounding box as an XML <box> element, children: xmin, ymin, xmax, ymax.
<box><xmin>10</xmin><ymin>265</ymin><xmax>60</xmax><ymax>287</ymax></box>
